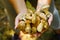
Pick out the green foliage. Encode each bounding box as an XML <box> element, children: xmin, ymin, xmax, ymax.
<box><xmin>0</xmin><ymin>1</ymin><xmax>14</xmax><ymax>40</ymax></box>
<box><xmin>26</xmin><ymin>0</ymin><xmax>35</xmax><ymax>12</ymax></box>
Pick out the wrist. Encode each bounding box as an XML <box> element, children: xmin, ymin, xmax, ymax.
<box><xmin>36</xmin><ymin>0</ymin><xmax>51</xmax><ymax>12</ymax></box>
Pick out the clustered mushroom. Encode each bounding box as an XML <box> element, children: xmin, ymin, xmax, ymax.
<box><xmin>17</xmin><ymin>5</ymin><xmax>51</xmax><ymax>35</ymax></box>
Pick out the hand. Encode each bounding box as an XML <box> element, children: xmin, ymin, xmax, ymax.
<box><xmin>35</xmin><ymin>11</ymin><xmax>53</xmax><ymax>26</ymax></box>
<box><xmin>19</xmin><ymin>31</ymin><xmax>41</xmax><ymax>40</ymax></box>
<box><xmin>15</xmin><ymin>13</ymin><xmax>41</xmax><ymax>40</ymax></box>
<box><xmin>36</xmin><ymin>0</ymin><xmax>53</xmax><ymax>26</ymax></box>
<box><xmin>15</xmin><ymin>12</ymin><xmax>26</xmax><ymax>29</ymax></box>
<box><xmin>48</xmin><ymin>13</ymin><xmax>53</xmax><ymax>26</ymax></box>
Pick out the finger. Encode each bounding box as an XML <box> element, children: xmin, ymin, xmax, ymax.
<box><xmin>48</xmin><ymin>14</ymin><xmax>53</xmax><ymax>26</ymax></box>
<box><xmin>20</xmin><ymin>31</ymin><xmax>24</xmax><ymax>37</ymax></box>
<box><xmin>15</xmin><ymin>16</ymin><xmax>19</xmax><ymax>29</ymax></box>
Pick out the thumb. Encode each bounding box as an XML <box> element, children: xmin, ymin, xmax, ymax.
<box><xmin>15</xmin><ymin>16</ymin><xmax>19</xmax><ymax>29</ymax></box>
<box><xmin>48</xmin><ymin>14</ymin><xmax>53</xmax><ymax>26</ymax></box>
<box><xmin>14</xmin><ymin>25</ymin><xmax>18</xmax><ymax>29</ymax></box>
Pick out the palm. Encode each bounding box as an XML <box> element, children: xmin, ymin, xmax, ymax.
<box><xmin>15</xmin><ymin>0</ymin><xmax>53</xmax><ymax>40</ymax></box>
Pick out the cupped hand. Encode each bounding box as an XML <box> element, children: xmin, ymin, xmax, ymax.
<box><xmin>15</xmin><ymin>12</ymin><xmax>26</xmax><ymax>29</ymax></box>
<box><xmin>48</xmin><ymin>13</ymin><xmax>53</xmax><ymax>26</ymax></box>
<box><xmin>19</xmin><ymin>31</ymin><xmax>41</xmax><ymax>40</ymax></box>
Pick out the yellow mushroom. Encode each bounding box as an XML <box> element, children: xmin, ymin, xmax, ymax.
<box><xmin>17</xmin><ymin>21</ymin><xmax>25</xmax><ymax>31</ymax></box>
<box><xmin>41</xmin><ymin>20</ymin><xmax>46</xmax><ymax>24</ymax></box>
<box><xmin>25</xmin><ymin>13</ymin><xmax>32</xmax><ymax>20</ymax></box>
<box><xmin>32</xmin><ymin>14</ymin><xmax>36</xmax><ymax>24</ymax></box>
<box><xmin>39</xmin><ymin>13</ymin><xmax>47</xmax><ymax>20</ymax></box>
<box><xmin>41</xmin><ymin>5</ymin><xmax>51</xmax><ymax>18</ymax></box>
<box><xmin>41</xmin><ymin>5</ymin><xmax>50</xmax><ymax>11</ymax></box>
<box><xmin>37</xmin><ymin>22</ymin><xmax>44</xmax><ymax>32</ymax></box>
<box><xmin>31</xmin><ymin>27</ymin><xmax>37</xmax><ymax>34</ymax></box>
<box><xmin>43</xmin><ymin>10</ymin><xmax>51</xmax><ymax>18</ymax></box>
<box><xmin>35</xmin><ymin>11</ymin><xmax>47</xmax><ymax>20</ymax></box>
<box><xmin>25</xmin><ymin>23</ymin><xmax>31</xmax><ymax>33</ymax></box>
<box><xmin>35</xmin><ymin>16</ymin><xmax>41</xmax><ymax>27</ymax></box>
<box><xmin>25</xmin><ymin>20</ymin><xmax>31</xmax><ymax>23</ymax></box>
<box><xmin>44</xmin><ymin>22</ymin><xmax>49</xmax><ymax>29</ymax></box>
<box><xmin>17</xmin><ymin>6</ymin><xmax>51</xmax><ymax>38</ymax></box>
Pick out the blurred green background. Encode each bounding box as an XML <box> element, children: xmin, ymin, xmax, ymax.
<box><xmin>0</xmin><ymin>0</ymin><xmax>60</xmax><ymax>40</ymax></box>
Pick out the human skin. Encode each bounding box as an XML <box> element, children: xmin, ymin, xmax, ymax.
<box><xmin>9</xmin><ymin>0</ymin><xmax>53</xmax><ymax>40</ymax></box>
<box><xmin>9</xmin><ymin>0</ymin><xmax>52</xmax><ymax>28</ymax></box>
<box><xmin>36</xmin><ymin>0</ymin><xmax>53</xmax><ymax>26</ymax></box>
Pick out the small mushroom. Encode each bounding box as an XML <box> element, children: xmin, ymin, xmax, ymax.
<box><xmin>17</xmin><ymin>21</ymin><xmax>25</xmax><ymax>31</ymax></box>
<box><xmin>25</xmin><ymin>20</ymin><xmax>31</xmax><ymax>23</ymax></box>
<box><xmin>41</xmin><ymin>5</ymin><xmax>51</xmax><ymax>18</ymax></box>
<box><xmin>31</xmin><ymin>27</ymin><xmax>37</xmax><ymax>34</ymax></box>
<box><xmin>41</xmin><ymin>20</ymin><xmax>46</xmax><ymax>24</ymax></box>
<box><xmin>39</xmin><ymin>13</ymin><xmax>47</xmax><ymax>20</ymax></box>
<box><xmin>44</xmin><ymin>22</ymin><xmax>48</xmax><ymax>29</ymax></box>
<box><xmin>35</xmin><ymin>16</ymin><xmax>41</xmax><ymax>27</ymax></box>
<box><xmin>46</xmin><ymin>12</ymin><xmax>51</xmax><ymax>18</ymax></box>
<box><xmin>37</xmin><ymin>22</ymin><xmax>43</xmax><ymax>32</ymax></box>
<box><xmin>25</xmin><ymin>13</ymin><xmax>32</xmax><ymax>20</ymax></box>
<box><xmin>43</xmin><ymin>10</ymin><xmax>51</xmax><ymax>17</ymax></box>
<box><xmin>32</xmin><ymin>14</ymin><xmax>36</xmax><ymax>24</ymax></box>
<box><xmin>25</xmin><ymin>23</ymin><xmax>31</xmax><ymax>33</ymax></box>
<box><xmin>41</xmin><ymin>5</ymin><xmax>50</xmax><ymax>11</ymax></box>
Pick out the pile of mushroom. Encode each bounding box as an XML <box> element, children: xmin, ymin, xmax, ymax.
<box><xmin>17</xmin><ymin>5</ymin><xmax>51</xmax><ymax>34</ymax></box>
